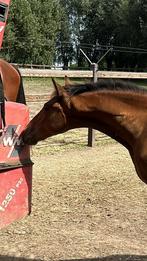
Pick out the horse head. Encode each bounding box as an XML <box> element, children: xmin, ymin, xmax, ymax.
<box><xmin>22</xmin><ymin>78</ymin><xmax>71</xmax><ymax>145</ymax></box>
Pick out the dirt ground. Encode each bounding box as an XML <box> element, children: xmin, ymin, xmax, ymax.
<box><xmin>0</xmin><ymin>138</ymin><xmax>147</xmax><ymax>261</ymax></box>
<box><xmin>0</xmin><ymin>80</ymin><xmax>147</xmax><ymax>261</ymax></box>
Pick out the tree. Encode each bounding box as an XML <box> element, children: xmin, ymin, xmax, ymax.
<box><xmin>56</xmin><ymin>0</ymin><xmax>88</xmax><ymax>69</ymax></box>
<box><xmin>78</xmin><ymin>0</ymin><xmax>122</xmax><ymax>68</ymax></box>
<box><xmin>114</xmin><ymin>0</ymin><xmax>147</xmax><ymax>70</ymax></box>
<box><xmin>2</xmin><ymin>0</ymin><xmax>147</xmax><ymax>70</ymax></box>
<box><xmin>33</xmin><ymin>0</ymin><xmax>61</xmax><ymax>65</ymax></box>
<box><xmin>3</xmin><ymin>0</ymin><xmax>40</xmax><ymax>63</ymax></box>
<box><xmin>79</xmin><ymin>0</ymin><xmax>147</xmax><ymax>71</ymax></box>
<box><xmin>2</xmin><ymin>0</ymin><xmax>62</xmax><ymax>64</ymax></box>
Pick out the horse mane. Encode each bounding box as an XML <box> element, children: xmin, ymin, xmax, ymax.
<box><xmin>65</xmin><ymin>79</ymin><xmax>146</xmax><ymax>96</ymax></box>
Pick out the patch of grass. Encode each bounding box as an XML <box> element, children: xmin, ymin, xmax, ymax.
<box><xmin>131</xmin><ymin>79</ymin><xmax>147</xmax><ymax>88</ymax></box>
<box><xmin>23</xmin><ymin>77</ymin><xmax>88</xmax><ymax>95</ymax></box>
<box><xmin>23</xmin><ymin>76</ymin><xmax>147</xmax><ymax>94</ymax></box>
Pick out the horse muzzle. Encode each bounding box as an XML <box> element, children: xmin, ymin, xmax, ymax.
<box><xmin>20</xmin><ymin>129</ymin><xmax>38</xmax><ymax>145</ymax></box>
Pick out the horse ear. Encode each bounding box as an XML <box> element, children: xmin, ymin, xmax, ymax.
<box><xmin>52</xmin><ymin>78</ymin><xmax>62</xmax><ymax>96</ymax></box>
<box><xmin>65</xmin><ymin>75</ymin><xmax>72</xmax><ymax>86</ymax></box>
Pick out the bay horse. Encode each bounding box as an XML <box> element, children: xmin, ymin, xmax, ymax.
<box><xmin>0</xmin><ymin>58</ymin><xmax>26</xmax><ymax>127</ymax></box>
<box><xmin>0</xmin><ymin>58</ymin><xmax>26</xmax><ymax>103</ymax></box>
<box><xmin>22</xmin><ymin>77</ymin><xmax>147</xmax><ymax>184</ymax></box>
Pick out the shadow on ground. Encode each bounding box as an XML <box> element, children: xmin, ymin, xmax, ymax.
<box><xmin>0</xmin><ymin>255</ymin><xmax>147</xmax><ymax>261</ymax></box>
<box><xmin>0</xmin><ymin>257</ymin><xmax>43</xmax><ymax>261</ymax></box>
<box><xmin>62</xmin><ymin>256</ymin><xmax>147</xmax><ymax>261</ymax></box>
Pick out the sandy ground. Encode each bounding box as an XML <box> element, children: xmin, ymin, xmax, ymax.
<box><xmin>0</xmin><ymin>140</ymin><xmax>147</xmax><ymax>261</ymax></box>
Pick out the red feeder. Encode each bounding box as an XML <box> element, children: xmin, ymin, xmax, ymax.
<box><xmin>0</xmin><ymin>102</ymin><xmax>33</xmax><ymax>229</ymax></box>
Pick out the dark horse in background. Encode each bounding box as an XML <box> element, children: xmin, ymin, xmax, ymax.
<box><xmin>22</xmin><ymin>77</ymin><xmax>147</xmax><ymax>185</ymax></box>
<box><xmin>0</xmin><ymin>58</ymin><xmax>26</xmax><ymax>127</ymax></box>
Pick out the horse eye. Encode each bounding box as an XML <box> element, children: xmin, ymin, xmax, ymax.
<box><xmin>43</xmin><ymin>96</ymin><xmax>60</xmax><ymax>111</ymax></box>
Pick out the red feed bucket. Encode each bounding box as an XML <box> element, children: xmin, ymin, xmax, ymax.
<box><xmin>0</xmin><ymin>102</ymin><xmax>33</xmax><ymax>229</ymax></box>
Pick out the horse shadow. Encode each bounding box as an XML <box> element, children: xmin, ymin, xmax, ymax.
<box><xmin>0</xmin><ymin>257</ymin><xmax>42</xmax><ymax>261</ymax></box>
<box><xmin>62</xmin><ymin>256</ymin><xmax>147</xmax><ymax>261</ymax></box>
<box><xmin>59</xmin><ymin>255</ymin><xmax>147</xmax><ymax>261</ymax></box>
<box><xmin>0</xmin><ymin>255</ymin><xmax>147</xmax><ymax>261</ymax></box>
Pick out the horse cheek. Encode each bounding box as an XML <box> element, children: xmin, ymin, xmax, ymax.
<box><xmin>49</xmin><ymin>111</ymin><xmax>66</xmax><ymax>131</ymax></box>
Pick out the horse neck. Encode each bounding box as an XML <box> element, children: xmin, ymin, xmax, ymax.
<box><xmin>66</xmin><ymin>91</ymin><xmax>147</xmax><ymax>148</ymax></box>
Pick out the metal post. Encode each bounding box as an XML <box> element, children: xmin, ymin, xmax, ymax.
<box><xmin>88</xmin><ymin>63</ymin><xmax>98</xmax><ymax>147</ymax></box>
<box><xmin>79</xmin><ymin>47</ymin><xmax>112</xmax><ymax>147</ymax></box>
<box><xmin>93</xmin><ymin>62</ymin><xmax>98</xmax><ymax>82</ymax></box>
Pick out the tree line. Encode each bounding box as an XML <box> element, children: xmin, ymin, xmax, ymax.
<box><xmin>1</xmin><ymin>0</ymin><xmax>147</xmax><ymax>71</ymax></box>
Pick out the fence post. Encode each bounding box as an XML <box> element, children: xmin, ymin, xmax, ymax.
<box><xmin>88</xmin><ymin>63</ymin><xmax>98</xmax><ymax>147</ymax></box>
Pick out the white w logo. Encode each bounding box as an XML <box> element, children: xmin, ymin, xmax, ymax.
<box><xmin>0</xmin><ymin>125</ymin><xmax>22</xmax><ymax>158</ymax></box>
<box><xmin>3</xmin><ymin>136</ymin><xmax>21</xmax><ymax>147</ymax></box>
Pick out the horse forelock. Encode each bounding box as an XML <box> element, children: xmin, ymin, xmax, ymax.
<box><xmin>65</xmin><ymin>79</ymin><xmax>146</xmax><ymax>96</ymax></box>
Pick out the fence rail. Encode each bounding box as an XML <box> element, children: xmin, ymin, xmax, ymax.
<box><xmin>19</xmin><ymin>68</ymin><xmax>147</xmax><ymax>79</ymax></box>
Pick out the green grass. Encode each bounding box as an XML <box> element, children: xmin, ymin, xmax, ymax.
<box><xmin>23</xmin><ymin>76</ymin><xmax>147</xmax><ymax>88</ymax></box>
<box><xmin>23</xmin><ymin>77</ymin><xmax>86</xmax><ymax>95</ymax></box>
<box><xmin>132</xmin><ymin>79</ymin><xmax>147</xmax><ymax>88</ymax></box>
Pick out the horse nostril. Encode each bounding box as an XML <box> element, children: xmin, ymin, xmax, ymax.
<box><xmin>19</xmin><ymin>128</ymin><xmax>37</xmax><ymax>145</ymax></box>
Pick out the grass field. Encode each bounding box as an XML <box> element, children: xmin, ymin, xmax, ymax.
<box><xmin>23</xmin><ymin>77</ymin><xmax>147</xmax><ymax>96</ymax></box>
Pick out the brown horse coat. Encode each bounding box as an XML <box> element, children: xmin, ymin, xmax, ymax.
<box><xmin>22</xmin><ymin>78</ymin><xmax>147</xmax><ymax>184</ymax></box>
<box><xmin>0</xmin><ymin>59</ymin><xmax>25</xmax><ymax>103</ymax></box>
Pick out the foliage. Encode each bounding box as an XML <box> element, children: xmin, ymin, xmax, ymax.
<box><xmin>2</xmin><ymin>0</ymin><xmax>62</xmax><ymax>64</ymax></box>
<box><xmin>1</xmin><ymin>0</ymin><xmax>147</xmax><ymax>70</ymax></box>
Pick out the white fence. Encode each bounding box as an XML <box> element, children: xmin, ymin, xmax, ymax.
<box><xmin>19</xmin><ymin>68</ymin><xmax>147</xmax><ymax>79</ymax></box>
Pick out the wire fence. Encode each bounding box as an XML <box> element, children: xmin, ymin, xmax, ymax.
<box><xmin>1</xmin><ymin>42</ymin><xmax>147</xmax><ymax>72</ymax></box>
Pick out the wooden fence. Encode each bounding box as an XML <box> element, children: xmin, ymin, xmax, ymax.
<box><xmin>20</xmin><ymin>68</ymin><xmax>147</xmax><ymax>79</ymax></box>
